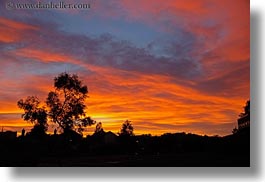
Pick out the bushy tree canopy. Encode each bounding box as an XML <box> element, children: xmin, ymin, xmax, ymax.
<box><xmin>94</xmin><ymin>122</ymin><xmax>104</xmax><ymax>133</ymax></box>
<box><xmin>17</xmin><ymin>96</ymin><xmax>48</xmax><ymax>135</ymax></box>
<box><xmin>239</xmin><ymin>100</ymin><xmax>250</xmax><ymax>117</ymax></box>
<box><xmin>46</xmin><ymin>72</ymin><xmax>95</xmax><ymax>134</ymax></box>
<box><xmin>120</xmin><ymin>120</ymin><xmax>134</xmax><ymax>136</ymax></box>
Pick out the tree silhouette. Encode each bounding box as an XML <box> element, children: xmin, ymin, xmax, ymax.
<box><xmin>17</xmin><ymin>96</ymin><xmax>48</xmax><ymax>136</ymax></box>
<box><xmin>94</xmin><ymin>122</ymin><xmax>104</xmax><ymax>134</ymax></box>
<box><xmin>237</xmin><ymin>100</ymin><xmax>250</xmax><ymax>131</ymax></box>
<box><xmin>120</xmin><ymin>120</ymin><xmax>134</xmax><ymax>136</ymax></box>
<box><xmin>46</xmin><ymin>72</ymin><xmax>95</xmax><ymax>134</ymax></box>
<box><xmin>239</xmin><ymin>100</ymin><xmax>250</xmax><ymax>117</ymax></box>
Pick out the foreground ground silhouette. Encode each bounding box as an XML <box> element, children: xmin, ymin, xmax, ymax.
<box><xmin>0</xmin><ymin>127</ymin><xmax>249</xmax><ymax>167</ymax></box>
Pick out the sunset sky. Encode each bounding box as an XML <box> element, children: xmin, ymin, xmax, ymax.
<box><xmin>0</xmin><ymin>0</ymin><xmax>249</xmax><ymax>136</ymax></box>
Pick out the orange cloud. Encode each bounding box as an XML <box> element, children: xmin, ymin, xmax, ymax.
<box><xmin>79</xmin><ymin>64</ymin><xmax>247</xmax><ymax>136</ymax></box>
<box><xmin>12</xmin><ymin>48</ymin><xmax>70</xmax><ymax>63</ymax></box>
<box><xmin>0</xmin><ymin>17</ymin><xmax>37</xmax><ymax>30</ymax></box>
<box><xmin>1</xmin><ymin>46</ymin><xmax>248</xmax><ymax>136</ymax></box>
<box><xmin>0</xmin><ymin>17</ymin><xmax>37</xmax><ymax>43</ymax></box>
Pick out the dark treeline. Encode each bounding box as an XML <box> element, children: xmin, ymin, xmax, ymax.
<box><xmin>0</xmin><ymin>126</ymin><xmax>249</xmax><ymax>167</ymax></box>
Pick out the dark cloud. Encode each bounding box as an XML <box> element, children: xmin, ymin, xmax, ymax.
<box><xmin>0</xmin><ymin>8</ymin><xmax>202</xmax><ymax>80</ymax></box>
<box><xmin>195</xmin><ymin>60</ymin><xmax>249</xmax><ymax>96</ymax></box>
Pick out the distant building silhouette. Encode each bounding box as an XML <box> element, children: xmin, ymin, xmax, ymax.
<box><xmin>104</xmin><ymin>131</ymin><xmax>118</xmax><ymax>145</ymax></box>
<box><xmin>238</xmin><ymin>100</ymin><xmax>250</xmax><ymax>130</ymax></box>
<box><xmin>238</xmin><ymin>114</ymin><xmax>250</xmax><ymax>130</ymax></box>
<box><xmin>0</xmin><ymin>130</ymin><xmax>17</xmax><ymax>140</ymax></box>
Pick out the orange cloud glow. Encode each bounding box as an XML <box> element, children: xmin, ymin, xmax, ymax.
<box><xmin>0</xmin><ymin>17</ymin><xmax>37</xmax><ymax>43</ymax></box>
<box><xmin>1</xmin><ymin>47</ymin><xmax>247</xmax><ymax>136</ymax></box>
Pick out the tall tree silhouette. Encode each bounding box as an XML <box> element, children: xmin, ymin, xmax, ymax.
<box><xmin>17</xmin><ymin>96</ymin><xmax>48</xmax><ymax>136</ymax></box>
<box><xmin>46</xmin><ymin>72</ymin><xmax>95</xmax><ymax>134</ymax></box>
<box><xmin>120</xmin><ymin>120</ymin><xmax>134</xmax><ymax>136</ymax></box>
